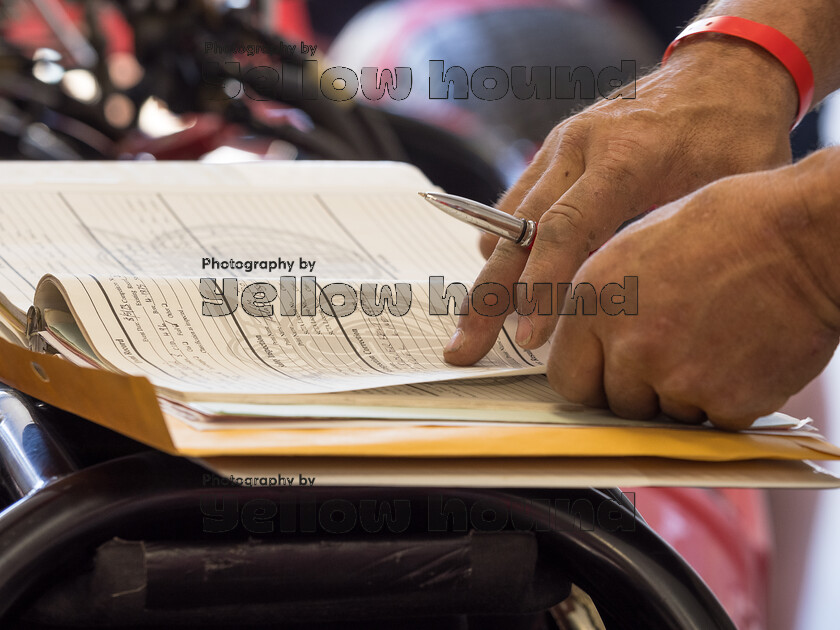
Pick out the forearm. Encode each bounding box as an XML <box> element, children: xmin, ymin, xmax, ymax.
<box><xmin>696</xmin><ymin>0</ymin><xmax>840</xmax><ymax>104</ymax></box>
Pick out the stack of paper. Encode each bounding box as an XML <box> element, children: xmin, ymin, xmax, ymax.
<box><xmin>0</xmin><ymin>160</ymin><xmax>837</xmax><ymax>487</ymax></box>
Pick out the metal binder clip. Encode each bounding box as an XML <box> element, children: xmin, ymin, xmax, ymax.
<box><xmin>25</xmin><ymin>306</ymin><xmax>47</xmax><ymax>354</ymax></box>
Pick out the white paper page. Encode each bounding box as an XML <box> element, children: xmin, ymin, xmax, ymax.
<box><xmin>44</xmin><ymin>275</ymin><xmax>546</xmax><ymax>399</ymax></box>
<box><xmin>197</xmin><ymin>456</ymin><xmax>840</xmax><ymax>489</ymax></box>
<box><xmin>0</xmin><ymin>160</ymin><xmax>430</xmax><ymax>189</ymax></box>
<box><xmin>0</xmin><ymin>161</ymin><xmax>480</xmax><ymax>318</ymax></box>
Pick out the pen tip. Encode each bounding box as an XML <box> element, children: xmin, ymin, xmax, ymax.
<box><xmin>418</xmin><ymin>192</ymin><xmax>429</xmax><ymax>199</ymax></box>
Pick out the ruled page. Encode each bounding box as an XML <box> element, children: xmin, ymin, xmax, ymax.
<box><xmin>38</xmin><ymin>274</ymin><xmax>547</xmax><ymax>400</ymax></box>
<box><xmin>0</xmin><ymin>161</ymin><xmax>482</xmax><ymax>320</ymax></box>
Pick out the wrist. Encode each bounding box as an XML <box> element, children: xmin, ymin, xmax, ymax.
<box><xmin>661</xmin><ymin>36</ymin><xmax>798</xmax><ymax>133</ymax></box>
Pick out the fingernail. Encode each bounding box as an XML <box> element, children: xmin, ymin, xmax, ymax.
<box><xmin>445</xmin><ymin>328</ymin><xmax>464</xmax><ymax>353</ymax></box>
<box><xmin>515</xmin><ymin>316</ymin><xmax>533</xmax><ymax>346</ymax></box>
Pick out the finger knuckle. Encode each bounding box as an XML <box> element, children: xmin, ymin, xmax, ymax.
<box><xmin>553</xmin><ymin>125</ymin><xmax>588</xmax><ymax>160</ymax></box>
<box><xmin>546</xmin><ymin>366</ymin><xmax>572</xmax><ymax>400</ymax></box>
<box><xmin>517</xmin><ymin>186</ymin><xmax>563</xmax><ymax>220</ymax></box>
<box><xmin>553</xmin><ymin>380</ymin><xmax>586</xmax><ymax>405</ymax></box>
<box><xmin>658</xmin><ymin>371</ymin><xmax>702</xmax><ymax>405</ymax></box>
<box><xmin>595</xmin><ymin>139</ymin><xmax>645</xmax><ymax>184</ymax></box>
<box><xmin>546</xmin><ymin>354</ymin><xmax>582</xmax><ymax>402</ymax></box>
<box><xmin>608</xmin><ymin>398</ymin><xmax>656</xmax><ymax>421</ymax></box>
<box><xmin>706</xmin><ymin>413</ymin><xmax>759</xmax><ymax>431</ymax></box>
<box><xmin>703</xmin><ymin>390</ymin><xmax>772</xmax><ymax>428</ymax></box>
<box><xmin>487</xmin><ymin>239</ymin><xmax>527</xmax><ymax>266</ymax></box>
<box><xmin>538</xmin><ymin>202</ymin><xmax>586</xmax><ymax>243</ymax></box>
<box><xmin>609</xmin><ymin>333</ymin><xmax>660</xmax><ymax>372</ymax></box>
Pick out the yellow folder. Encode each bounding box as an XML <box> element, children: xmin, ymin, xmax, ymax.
<box><xmin>3</xmin><ymin>338</ymin><xmax>839</xmax><ymax>466</ymax></box>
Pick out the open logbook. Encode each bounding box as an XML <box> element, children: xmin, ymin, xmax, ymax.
<box><xmin>0</xmin><ymin>160</ymin><xmax>838</xmax><ymax>487</ymax></box>
<box><xmin>0</xmin><ymin>160</ymin><xmax>561</xmax><ymax>420</ymax></box>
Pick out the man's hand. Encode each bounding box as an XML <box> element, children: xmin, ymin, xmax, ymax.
<box><xmin>547</xmin><ymin>159</ymin><xmax>840</xmax><ymax>429</ymax></box>
<box><xmin>445</xmin><ymin>37</ymin><xmax>797</xmax><ymax>364</ymax></box>
<box><xmin>442</xmin><ymin>0</ymin><xmax>840</xmax><ymax>426</ymax></box>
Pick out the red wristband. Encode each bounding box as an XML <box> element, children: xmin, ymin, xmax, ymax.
<box><xmin>662</xmin><ymin>16</ymin><xmax>814</xmax><ymax>129</ymax></box>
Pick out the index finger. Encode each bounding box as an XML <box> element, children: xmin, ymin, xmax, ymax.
<box><xmin>444</xmin><ymin>149</ymin><xmax>585</xmax><ymax>365</ymax></box>
<box><xmin>480</xmin><ymin>130</ymin><xmax>564</xmax><ymax>259</ymax></box>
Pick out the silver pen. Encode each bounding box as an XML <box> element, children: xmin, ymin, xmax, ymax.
<box><xmin>419</xmin><ymin>192</ymin><xmax>536</xmax><ymax>249</ymax></box>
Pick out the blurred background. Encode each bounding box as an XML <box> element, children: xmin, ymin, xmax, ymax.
<box><xmin>0</xmin><ymin>1</ymin><xmax>838</xmax><ymax>629</ymax></box>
